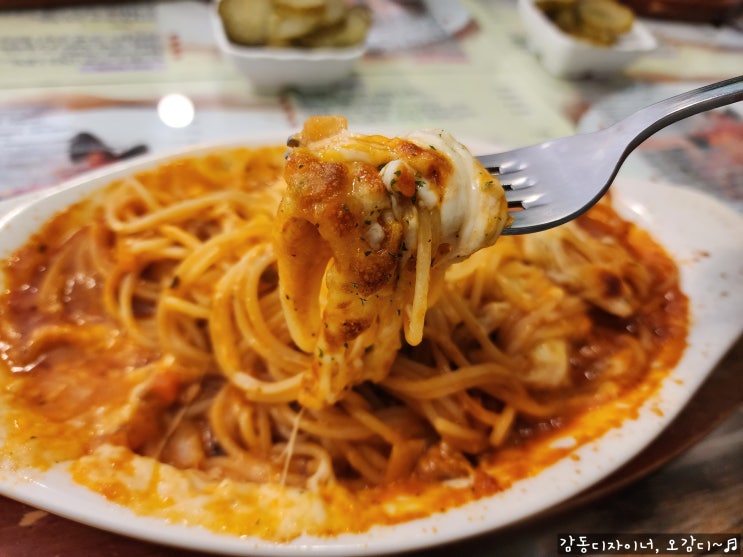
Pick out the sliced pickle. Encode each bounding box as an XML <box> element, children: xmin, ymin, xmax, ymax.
<box><xmin>219</xmin><ymin>0</ymin><xmax>272</xmax><ymax>46</ymax></box>
<box><xmin>578</xmin><ymin>0</ymin><xmax>635</xmax><ymax>34</ymax></box>
<box><xmin>535</xmin><ymin>0</ymin><xmax>635</xmax><ymax>46</ymax></box>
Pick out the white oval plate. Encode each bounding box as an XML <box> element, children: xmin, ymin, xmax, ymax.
<box><xmin>1</xmin><ymin>138</ymin><xmax>742</xmax><ymax>556</ymax></box>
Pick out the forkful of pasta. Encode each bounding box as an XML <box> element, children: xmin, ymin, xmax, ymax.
<box><xmin>478</xmin><ymin>75</ymin><xmax>743</xmax><ymax>234</ymax></box>
<box><xmin>277</xmin><ymin>114</ymin><xmax>513</xmax><ymax>408</ymax></box>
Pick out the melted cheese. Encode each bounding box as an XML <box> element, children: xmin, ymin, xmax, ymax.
<box><xmin>275</xmin><ymin>116</ymin><xmax>510</xmax><ymax>409</ymax></box>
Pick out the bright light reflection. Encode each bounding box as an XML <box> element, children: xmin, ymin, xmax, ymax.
<box><xmin>157</xmin><ymin>93</ymin><xmax>195</xmax><ymax>128</ymax></box>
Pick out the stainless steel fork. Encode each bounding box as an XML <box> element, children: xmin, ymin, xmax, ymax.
<box><xmin>477</xmin><ymin>75</ymin><xmax>743</xmax><ymax>235</ymax></box>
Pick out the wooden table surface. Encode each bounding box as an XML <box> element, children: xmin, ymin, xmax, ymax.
<box><xmin>2</xmin><ymin>335</ymin><xmax>740</xmax><ymax>557</ymax></box>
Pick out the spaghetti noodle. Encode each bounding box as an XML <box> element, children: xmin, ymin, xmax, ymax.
<box><xmin>0</xmin><ymin>123</ymin><xmax>688</xmax><ymax>541</ymax></box>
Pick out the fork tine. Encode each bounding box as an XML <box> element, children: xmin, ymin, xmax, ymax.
<box><xmin>477</xmin><ymin>150</ymin><xmax>532</xmax><ymax>190</ymax></box>
<box><xmin>475</xmin><ymin>151</ymin><xmax>520</xmax><ymax>173</ymax></box>
<box><xmin>494</xmin><ymin>170</ymin><xmax>534</xmax><ymax>190</ymax></box>
<box><xmin>505</xmin><ymin>190</ymin><xmax>547</xmax><ymax>209</ymax></box>
<box><xmin>478</xmin><ymin>146</ymin><xmax>571</xmax><ymax>235</ymax></box>
<box><xmin>481</xmin><ymin>157</ymin><xmax>536</xmax><ymax>191</ymax></box>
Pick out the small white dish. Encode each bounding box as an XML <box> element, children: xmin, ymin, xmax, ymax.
<box><xmin>210</xmin><ymin>2</ymin><xmax>366</xmax><ymax>92</ymax></box>
<box><xmin>0</xmin><ymin>137</ymin><xmax>742</xmax><ymax>555</ymax></box>
<box><xmin>518</xmin><ymin>0</ymin><xmax>657</xmax><ymax>78</ymax></box>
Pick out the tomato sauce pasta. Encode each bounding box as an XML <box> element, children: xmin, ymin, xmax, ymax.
<box><xmin>0</xmin><ymin>122</ymin><xmax>687</xmax><ymax>541</ymax></box>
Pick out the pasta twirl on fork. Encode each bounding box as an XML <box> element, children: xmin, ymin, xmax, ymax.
<box><xmin>0</xmin><ymin>119</ymin><xmax>687</xmax><ymax>541</ymax></box>
<box><xmin>276</xmin><ymin>116</ymin><xmax>511</xmax><ymax>409</ymax></box>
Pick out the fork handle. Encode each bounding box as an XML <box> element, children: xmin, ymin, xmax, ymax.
<box><xmin>613</xmin><ymin>75</ymin><xmax>743</xmax><ymax>153</ymax></box>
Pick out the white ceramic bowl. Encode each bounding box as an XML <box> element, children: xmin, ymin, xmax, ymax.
<box><xmin>518</xmin><ymin>0</ymin><xmax>657</xmax><ymax>79</ymax></box>
<box><xmin>210</xmin><ymin>2</ymin><xmax>366</xmax><ymax>92</ymax></box>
